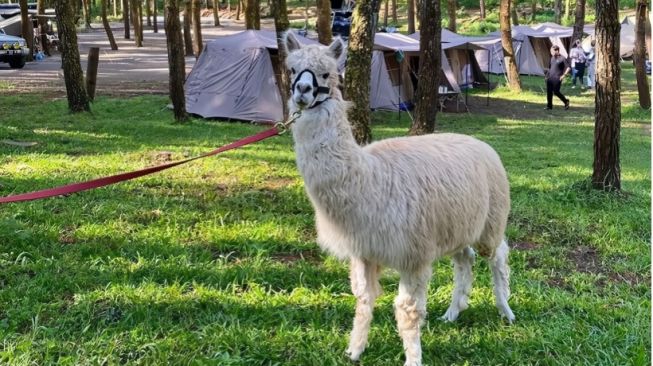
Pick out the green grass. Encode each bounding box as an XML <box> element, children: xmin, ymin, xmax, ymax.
<box><xmin>0</xmin><ymin>64</ymin><xmax>650</xmax><ymax>365</ymax></box>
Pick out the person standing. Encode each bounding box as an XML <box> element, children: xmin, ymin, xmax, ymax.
<box><xmin>585</xmin><ymin>40</ymin><xmax>596</xmax><ymax>89</ymax></box>
<box><xmin>545</xmin><ymin>45</ymin><xmax>571</xmax><ymax>110</ymax></box>
<box><xmin>569</xmin><ymin>40</ymin><xmax>587</xmax><ymax>89</ymax></box>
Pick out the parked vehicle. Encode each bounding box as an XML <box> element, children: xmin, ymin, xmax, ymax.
<box><xmin>0</xmin><ymin>29</ymin><xmax>28</xmax><ymax>68</ymax></box>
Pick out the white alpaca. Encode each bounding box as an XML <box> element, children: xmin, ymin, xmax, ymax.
<box><xmin>282</xmin><ymin>33</ymin><xmax>515</xmax><ymax>366</ymax></box>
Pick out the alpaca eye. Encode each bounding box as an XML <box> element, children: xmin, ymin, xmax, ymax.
<box><xmin>291</xmin><ymin>68</ymin><xmax>296</xmax><ymax>74</ymax></box>
<box><xmin>322</xmin><ymin>73</ymin><xmax>330</xmax><ymax>79</ymax></box>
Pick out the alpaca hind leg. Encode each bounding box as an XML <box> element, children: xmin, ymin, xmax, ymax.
<box><xmin>394</xmin><ymin>266</ymin><xmax>431</xmax><ymax>366</ymax></box>
<box><xmin>441</xmin><ymin>247</ymin><xmax>475</xmax><ymax>322</ymax></box>
<box><xmin>489</xmin><ymin>240</ymin><xmax>515</xmax><ymax>323</ymax></box>
<box><xmin>346</xmin><ymin>257</ymin><xmax>382</xmax><ymax>361</ymax></box>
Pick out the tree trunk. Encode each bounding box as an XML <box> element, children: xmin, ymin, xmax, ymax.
<box><xmin>344</xmin><ymin>0</ymin><xmax>381</xmax><ymax>145</ymax></box>
<box><xmin>82</xmin><ymin>0</ymin><xmax>92</xmax><ymax>28</ymax></box>
<box><xmin>37</xmin><ymin>0</ymin><xmax>51</xmax><ymax>56</ymax></box>
<box><xmin>245</xmin><ymin>0</ymin><xmax>256</xmax><ymax>29</ymax></box>
<box><xmin>191</xmin><ymin>0</ymin><xmax>203</xmax><ymax>57</ymax></box>
<box><xmin>479</xmin><ymin>0</ymin><xmax>485</xmax><ymax>19</ymax></box>
<box><xmin>255</xmin><ymin>0</ymin><xmax>260</xmax><ymax>29</ymax></box>
<box><xmin>153</xmin><ymin>0</ymin><xmax>159</xmax><ymax>32</ymax></box>
<box><xmin>54</xmin><ymin>0</ymin><xmax>91</xmax><ymax>112</ymax></box>
<box><xmin>501</xmin><ymin>0</ymin><xmax>521</xmax><ymax>91</ymax></box>
<box><xmin>164</xmin><ymin>0</ymin><xmax>189</xmax><ymax>122</ymax></box>
<box><xmin>138</xmin><ymin>0</ymin><xmax>144</xmax><ymax>41</ymax></box>
<box><xmin>511</xmin><ymin>0</ymin><xmax>519</xmax><ymax>25</ymax></box>
<box><xmin>212</xmin><ymin>0</ymin><xmax>220</xmax><ymax>25</ymax></box>
<box><xmin>407</xmin><ymin>0</ymin><xmax>415</xmax><ymax>34</ymax></box>
<box><xmin>123</xmin><ymin>0</ymin><xmax>130</xmax><ymax>38</ymax></box>
<box><xmin>146</xmin><ymin>0</ymin><xmax>152</xmax><ymax>26</ymax></box>
<box><xmin>446</xmin><ymin>0</ymin><xmax>455</xmax><ymax>32</ymax></box>
<box><xmin>114</xmin><ymin>0</ymin><xmax>118</xmax><ymax>17</ymax></box>
<box><xmin>554</xmin><ymin>0</ymin><xmax>562</xmax><ymax>23</ymax></box>
<box><xmin>272</xmin><ymin>0</ymin><xmax>290</xmax><ymax>119</ymax></box>
<box><xmin>131</xmin><ymin>0</ymin><xmax>143</xmax><ymax>46</ymax></box>
<box><xmin>633</xmin><ymin>0</ymin><xmax>650</xmax><ymax>109</ymax></box>
<box><xmin>236</xmin><ymin>0</ymin><xmax>241</xmax><ymax>20</ymax></box>
<box><xmin>530</xmin><ymin>0</ymin><xmax>536</xmax><ymax>22</ymax></box>
<box><xmin>316</xmin><ymin>0</ymin><xmax>332</xmax><ymax>45</ymax></box>
<box><xmin>571</xmin><ymin>0</ymin><xmax>586</xmax><ymax>45</ymax></box>
<box><xmin>592</xmin><ymin>0</ymin><xmax>621</xmax><ymax>191</ymax></box>
<box><xmin>564</xmin><ymin>0</ymin><xmax>570</xmax><ymax>21</ymax></box>
<box><xmin>383</xmin><ymin>0</ymin><xmax>388</xmax><ymax>28</ymax></box>
<box><xmin>183</xmin><ymin>1</ymin><xmax>194</xmax><ymax>55</ymax></box>
<box><xmin>409</xmin><ymin>0</ymin><xmax>440</xmax><ymax>135</ymax></box>
<box><xmin>101</xmin><ymin>0</ymin><xmax>119</xmax><ymax>49</ymax></box>
<box><xmin>19</xmin><ymin>0</ymin><xmax>33</xmax><ymax>61</ymax></box>
<box><xmin>391</xmin><ymin>0</ymin><xmax>396</xmax><ymax>23</ymax></box>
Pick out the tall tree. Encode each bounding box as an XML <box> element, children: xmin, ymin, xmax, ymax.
<box><xmin>123</xmin><ymin>0</ymin><xmax>130</xmax><ymax>38</ymax></box>
<box><xmin>191</xmin><ymin>0</ymin><xmax>203</xmax><ymax>57</ymax></box>
<box><xmin>592</xmin><ymin>0</ymin><xmax>621</xmax><ymax>191</ymax></box>
<box><xmin>571</xmin><ymin>0</ymin><xmax>586</xmax><ymax>46</ymax></box>
<box><xmin>500</xmin><ymin>0</ymin><xmax>521</xmax><ymax>91</ymax></box>
<box><xmin>37</xmin><ymin>0</ymin><xmax>50</xmax><ymax>55</ymax></box>
<box><xmin>409</xmin><ymin>0</ymin><xmax>440</xmax><ymax>135</ymax></box>
<box><xmin>272</xmin><ymin>0</ymin><xmax>290</xmax><ymax>119</ymax></box>
<box><xmin>391</xmin><ymin>0</ymin><xmax>397</xmax><ymax>23</ymax></box>
<box><xmin>101</xmin><ymin>0</ymin><xmax>119</xmax><ymax>50</ymax></box>
<box><xmin>54</xmin><ymin>0</ymin><xmax>91</xmax><ymax>112</ymax></box>
<box><xmin>511</xmin><ymin>0</ymin><xmax>519</xmax><ymax>25</ymax></box>
<box><xmin>446</xmin><ymin>0</ymin><xmax>456</xmax><ymax>32</ymax></box>
<box><xmin>164</xmin><ymin>0</ymin><xmax>189</xmax><ymax>122</ymax></box>
<box><xmin>554</xmin><ymin>0</ymin><xmax>562</xmax><ymax>23</ymax></box>
<box><xmin>530</xmin><ymin>0</ymin><xmax>536</xmax><ymax>22</ymax></box>
<box><xmin>344</xmin><ymin>0</ymin><xmax>381</xmax><ymax>145</ymax></box>
<box><xmin>183</xmin><ymin>1</ymin><xmax>194</xmax><ymax>55</ymax></box>
<box><xmin>633</xmin><ymin>0</ymin><xmax>650</xmax><ymax>109</ymax></box>
<box><xmin>82</xmin><ymin>0</ymin><xmax>92</xmax><ymax>28</ymax></box>
<box><xmin>212</xmin><ymin>0</ymin><xmax>221</xmax><ymax>26</ymax></box>
<box><xmin>564</xmin><ymin>0</ymin><xmax>570</xmax><ymax>21</ymax></box>
<box><xmin>131</xmin><ymin>0</ymin><xmax>143</xmax><ymax>46</ymax></box>
<box><xmin>407</xmin><ymin>0</ymin><xmax>415</xmax><ymax>34</ymax></box>
<box><xmin>479</xmin><ymin>0</ymin><xmax>486</xmax><ymax>19</ymax></box>
<box><xmin>245</xmin><ymin>0</ymin><xmax>257</xmax><ymax>29</ymax></box>
<box><xmin>316</xmin><ymin>0</ymin><xmax>332</xmax><ymax>45</ymax></box>
<box><xmin>153</xmin><ymin>0</ymin><xmax>158</xmax><ymax>32</ymax></box>
<box><xmin>254</xmin><ymin>0</ymin><xmax>260</xmax><ymax>29</ymax></box>
<box><xmin>19</xmin><ymin>0</ymin><xmax>33</xmax><ymax>61</ymax></box>
<box><xmin>383</xmin><ymin>0</ymin><xmax>388</xmax><ymax>28</ymax></box>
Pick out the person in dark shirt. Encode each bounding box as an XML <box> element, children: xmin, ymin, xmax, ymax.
<box><xmin>545</xmin><ymin>45</ymin><xmax>571</xmax><ymax>110</ymax></box>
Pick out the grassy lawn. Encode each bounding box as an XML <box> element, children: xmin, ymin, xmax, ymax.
<box><xmin>0</xmin><ymin>64</ymin><xmax>649</xmax><ymax>365</ymax></box>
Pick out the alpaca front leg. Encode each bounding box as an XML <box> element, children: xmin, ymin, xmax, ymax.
<box><xmin>441</xmin><ymin>247</ymin><xmax>475</xmax><ymax>322</ymax></box>
<box><xmin>395</xmin><ymin>266</ymin><xmax>432</xmax><ymax>366</ymax></box>
<box><xmin>346</xmin><ymin>257</ymin><xmax>382</xmax><ymax>361</ymax></box>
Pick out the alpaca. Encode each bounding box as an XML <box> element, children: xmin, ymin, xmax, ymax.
<box><xmin>282</xmin><ymin>33</ymin><xmax>515</xmax><ymax>366</ymax></box>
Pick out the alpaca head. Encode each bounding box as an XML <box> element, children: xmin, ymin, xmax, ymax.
<box><xmin>282</xmin><ymin>32</ymin><xmax>344</xmax><ymax>110</ymax></box>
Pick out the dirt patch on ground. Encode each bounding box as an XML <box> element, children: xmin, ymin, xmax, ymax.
<box><xmin>569</xmin><ymin>245</ymin><xmax>603</xmax><ymax>274</ymax></box>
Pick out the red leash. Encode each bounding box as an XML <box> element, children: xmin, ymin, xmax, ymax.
<box><xmin>0</xmin><ymin>125</ymin><xmax>287</xmax><ymax>204</ymax></box>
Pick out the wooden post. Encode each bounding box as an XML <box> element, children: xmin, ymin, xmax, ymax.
<box><xmin>86</xmin><ymin>47</ymin><xmax>100</xmax><ymax>101</ymax></box>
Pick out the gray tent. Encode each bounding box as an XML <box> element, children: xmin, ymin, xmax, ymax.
<box><xmin>472</xmin><ymin>33</ymin><xmax>544</xmax><ymax>76</ymax></box>
<box><xmin>185</xmin><ymin>30</ymin><xmax>319</xmax><ymax>122</ymax></box>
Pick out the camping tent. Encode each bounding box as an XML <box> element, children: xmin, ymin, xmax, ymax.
<box><xmin>185</xmin><ymin>30</ymin><xmax>319</xmax><ymax>122</ymax></box>
<box><xmin>472</xmin><ymin>33</ymin><xmax>544</xmax><ymax>76</ymax></box>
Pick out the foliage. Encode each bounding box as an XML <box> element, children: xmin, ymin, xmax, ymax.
<box><xmin>0</xmin><ymin>67</ymin><xmax>649</xmax><ymax>365</ymax></box>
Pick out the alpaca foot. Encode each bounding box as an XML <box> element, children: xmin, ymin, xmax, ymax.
<box><xmin>440</xmin><ymin>301</ymin><xmax>468</xmax><ymax>322</ymax></box>
<box><xmin>345</xmin><ymin>345</ymin><xmax>364</xmax><ymax>362</ymax></box>
<box><xmin>404</xmin><ymin>359</ymin><xmax>422</xmax><ymax>366</ymax></box>
<box><xmin>497</xmin><ymin>302</ymin><xmax>515</xmax><ymax>324</ymax></box>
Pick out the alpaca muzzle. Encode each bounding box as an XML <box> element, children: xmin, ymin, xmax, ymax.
<box><xmin>291</xmin><ymin>69</ymin><xmax>331</xmax><ymax>109</ymax></box>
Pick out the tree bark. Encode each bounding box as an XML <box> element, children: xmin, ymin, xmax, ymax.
<box><xmin>82</xmin><ymin>0</ymin><xmax>92</xmax><ymax>28</ymax></box>
<box><xmin>146</xmin><ymin>0</ymin><xmax>152</xmax><ymax>26</ymax></box>
<box><xmin>192</xmin><ymin>0</ymin><xmax>203</xmax><ymax>57</ymax></box>
<box><xmin>183</xmin><ymin>1</ymin><xmax>194</xmax><ymax>55</ymax></box>
<box><xmin>164</xmin><ymin>0</ymin><xmax>189</xmax><ymax>122</ymax></box>
<box><xmin>501</xmin><ymin>0</ymin><xmax>521</xmax><ymax>91</ymax></box>
<box><xmin>236</xmin><ymin>0</ymin><xmax>241</xmax><ymax>20</ymax></box>
<box><xmin>409</xmin><ymin>0</ymin><xmax>440</xmax><ymax>135</ymax></box>
<box><xmin>344</xmin><ymin>0</ymin><xmax>381</xmax><ymax>145</ymax></box>
<box><xmin>153</xmin><ymin>0</ymin><xmax>159</xmax><ymax>32</ymax></box>
<box><xmin>571</xmin><ymin>0</ymin><xmax>586</xmax><ymax>46</ymax></box>
<box><xmin>554</xmin><ymin>0</ymin><xmax>562</xmax><ymax>23</ymax></box>
<box><xmin>37</xmin><ymin>0</ymin><xmax>51</xmax><ymax>55</ymax></box>
<box><xmin>391</xmin><ymin>0</ymin><xmax>396</xmax><ymax>23</ymax></box>
<box><xmin>407</xmin><ymin>0</ymin><xmax>415</xmax><ymax>34</ymax></box>
<box><xmin>131</xmin><ymin>0</ymin><xmax>143</xmax><ymax>46</ymax></box>
<box><xmin>383</xmin><ymin>0</ymin><xmax>388</xmax><ymax>28</ymax></box>
<box><xmin>272</xmin><ymin>0</ymin><xmax>290</xmax><ymax>119</ymax></box>
<box><xmin>511</xmin><ymin>0</ymin><xmax>519</xmax><ymax>25</ymax></box>
<box><xmin>19</xmin><ymin>0</ymin><xmax>33</xmax><ymax>61</ymax></box>
<box><xmin>212</xmin><ymin>0</ymin><xmax>221</xmax><ymax>25</ymax></box>
<box><xmin>479</xmin><ymin>0</ymin><xmax>486</xmax><ymax>20</ymax></box>
<box><xmin>316</xmin><ymin>0</ymin><xmax>332</xmax><ymax>45</ymax></box>
<box><xmin>592</xmin><ymin>0</ymin><xmax>621</xmax><ymax>191</ymax></box>
<box><xmin>633</xmin><ymin>0</ymin><xmax>650</xmax><ymax>109</ymax></box>
<box><xmin>54</xmin><ymin>0</ymin><xmax>91</xmax><ymax>112</ymax></box>
<box><xmin>564</xmin><ymin>0</ymin><xmax>570</xmax><ymax>21</ymax></box>
<box><xmin>254</xmin><ymin>0</ymin><xmax>260</xmax><ymax>29</ymax></box>
<box><xmin>446</xmin><ymin>0</ymin><xmax>455</xmax><ymax>32</ymax></box>
<box><xmin>123</xmin><ymin>0</ymin><xmax>130</xmax><ymax>38</ymax></box>
<box><xmin>245</xmin><ymin>0</ymin><xmax>256</xmax><ymax>29</ymax></box>
<box><xmin>101</xmin><ymin>0</ymin><xmax>119</xmax><ymax>49</ymax></box>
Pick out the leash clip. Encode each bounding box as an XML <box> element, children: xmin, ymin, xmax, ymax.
<box><xmin>275</xmin><ymin>111</ymin><xmax>301</xmax><ymax>135</ymax></box>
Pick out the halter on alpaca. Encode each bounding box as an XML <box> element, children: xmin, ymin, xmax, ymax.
<box><xmin>291</xmin><ymin>69</ymin><xmax>331</xmax><ymax>109</ymax></box>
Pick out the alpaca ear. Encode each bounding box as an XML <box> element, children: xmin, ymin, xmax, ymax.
<box><xmin>283</xmin><ymin>31</ymin><xmax>302</xmax><ymax>54</ymax></box>
<box><xmin>327</xmin><ymin>37</ymin><xmax>344</xmax><ymax>60</ymax></box>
